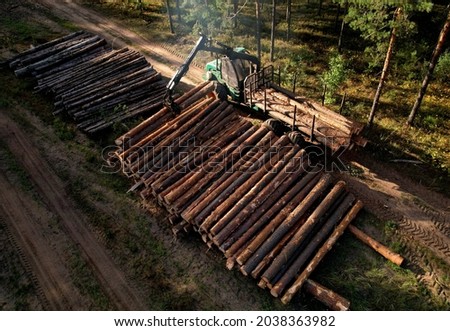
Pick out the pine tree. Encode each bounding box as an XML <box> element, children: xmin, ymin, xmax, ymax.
<box><xmin>408</xmin><ymin>8</ymin><xmax>450</xmax><ymax>126</ymax></box>
<box><xmin>333</xmin><ymin>0</ymin><xmax>433</xmax><ymax>126</ymax></box>
<box><xmin>256</xmin><ymin>0</ymin><xmax>262</xmax><ymax>62</ymax></box>
<box><xmin>165</xmin><ymin>0</ymin><xmax>174</xmax><ymax>34</ymax></box>
<box><xmin>270</xmin><ymin>0</ymin><xmax>277</xmax><ymax>62</ymax></box>
<box><xmin>368</xmin><ymin>7</ymin><xmax>401</xmax><ymax>127</ymax></box>
<box><xmin>286</xmin><ymin>0</ymin><xmax>292</xmax><ymax>41</ymax></box>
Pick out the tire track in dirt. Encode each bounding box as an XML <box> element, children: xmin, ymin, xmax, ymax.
<box><xmin>0</xmin><ymin>215</ymin><xmax>48</xmax><ymax>310</ymax></box>
<box><xmin>396</xmin><ymin>234</ymin><xmax>450</xmax><ymax>303</ymax></box>
<box><xmin>399</xmin><ymin>218</ymin><xmax>450</xmax><ymax>259</ymax></box>
<box><xmin>336</xmin><ymin>161</ymin><xmax>450</xmax><ymax>304</ymax></box>
<box><xmin>0</xmin><ymin>112</ymin><xmax>145</xmax><ymax>310</ymax></box>
<box><xmin>0</xmin><ymin>174</ymin><xmax>84</xmax><ymax>310</ymax></box>
<box><xmin>412</xmin><ymin>200</ymin><xmax>450</xmax><ymax>239</ymax></box>
<box><xmin>337</xmin><ymin>162</ymin><xmax>450</xmax><ymax>265</ymax></box>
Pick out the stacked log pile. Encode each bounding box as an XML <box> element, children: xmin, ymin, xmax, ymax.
<box><xmin>250</xmin><ymin>86</ymin><xmax>367</xmax><ymax>151</ymax></box>
<box><xmin>7</xmin><ymin>31</ymin><xmax>165</xmax><ymax>133</ymax></box>
<box><xmin>113</xmin><ymin>82</ymin><xmax>364</xmax><ymax>308</ymax></box>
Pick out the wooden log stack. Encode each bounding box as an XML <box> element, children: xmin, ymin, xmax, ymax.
<box><xmin>7</xmin><ymin>31</ymin><xmax>165</xmax><ymax>133</ymax></box>
<box><xmin>113</xmin><ymin>82</ymin><xmax>365</xmax><ymax>309</ymax></box>
<box><xmin>250</xmin><ymin>86</ymin><xmax>367</xmax><ymax>152</ymax></box>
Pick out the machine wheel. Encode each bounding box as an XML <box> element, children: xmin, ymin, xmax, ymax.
<box><xmin>288</xmin><ymin>131</ymin><xmax>306</xmax><ymax>147</ymax></box>
<box><xmin>263</xmin><ymin>119</ymin><xmax>284</xmax><ymax>135</ymax></box>
<box><xmin>214</xmin><ymin>82</ymin><xmax>228</xmax><ymax>101</ymax></box>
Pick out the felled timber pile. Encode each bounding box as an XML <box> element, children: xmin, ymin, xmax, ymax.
<box><xmin>7</xmin><ymin>31</ymin><xmax>165</xmax><ymax>133</ymax></box>
<box><xmin>250</xmin><ymin>86</ymin><xmax>367</xmax><ymax>151</ymax></box>
<box><xmin>113</xmin><ymin>81</ymin><xmax>364</xmax><ymax>308</ymax></box>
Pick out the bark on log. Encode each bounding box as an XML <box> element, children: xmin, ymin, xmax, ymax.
<box><xmin>304</xmin><ymin>279</ymin><xmax>350</xmax><ymax>311</ymax></box>
<box><xmin>348</xmin><ymin>224</ymin><xmax>404</xmax><ymax>266</ymax></box>
<box><xmin>225</xmin><ymin>170</ymin><xmax>321</xmax><ymax>259</ymax></box>
<box><xmin>212</xmin><ymin>148</ymin><xmax>307</xmax><ymax>246</ymax></box>
<box><xmin>160</xmin><ymin>119</ymin><xmax>252</xmax><ymax>206</ymax></box>
<box><xmin>16</xmin><ymin>36</ymin><xmax>106</xmax><ymax>77</ymax></box>
<box><xmin>180</xmin><ymin>129</ymin><xmax>274</xmax><ymax>221</ymax></box>
<box><xmin>198</xmin><ymin>135</ymin><xmax>292</xmax><ymax>232</ymax></box>
<box><xmin>269</xmin><ymin>194</ymin><xmax>355</xmax><ymax>297</ymax></box>
<box><xmin>181</xmin><ymin>131</ymin><xmax>276</xmax><ymax>223</ymax></box>
<box><xmin>260</xmin><ymin>181</ymin><xmax>347</xmax><ymax>286</ymax></box>
<box><xmin>135</xmin><ymin>99</ymin><xmax>225</xmax><ymax>176</ymax></box>
<box><xmin>237</xmin><ymin>173</ymin><xmax>332</xmax><ymax>269</ymax></box>
<box><xmin>250</xmin><ymin>208</ymin><xmax>307</xmax><ymax>279</ymax></box>
<box><xmin>8</xmin><ymin>30</ymin><xmax>86</xmax><ymax>68</ymax></box>
<box><xmin>147</xmin><ymin>105</ymin><xmax>236</xmax><ymax>191</ymax></box>
<box><xmin>239</xmin><ymin>174</ymin><xmax>334</xmax><ymax>273</ymax></box>
<box><xmin>209</xmin><ymin>145</ymin><xmax>301</xmax><ymax>236</ymax></box>
<box><xmin>130</xmin><ymin>98</ymin><xmax>215</xmax><ymax>173</ymax></box>
<box><xmin>281</xmin><ymin>200</ymin><xmax>364</xmax><ymax>305</ymax></box>
<box><xmin>169</xmin><ymin>124</ymin><xmax>259</xmax><ymax>210</ymax></box>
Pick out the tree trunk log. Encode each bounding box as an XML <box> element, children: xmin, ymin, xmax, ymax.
<box><xmin>348</xmin><ymin>224</ymin><xmax>404</xmax><ymax>266</ymax></box>
<box><xmin>281</xmin><ymin>200</ymin><xmax>364</xmax><ymax>305</ymax></box>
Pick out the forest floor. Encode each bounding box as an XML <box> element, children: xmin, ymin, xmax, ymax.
<box><xmin>0</xmin><ymin>0</ymin><xmax>449</xmax><ymax>310</ymax></box>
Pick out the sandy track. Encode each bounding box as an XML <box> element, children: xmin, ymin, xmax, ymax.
<box><xmin>338</xmin><ymin>155</ymin><xmax>450</xmax><ymax>265</ymax></box>
<box><xmin>0</xmin><ymin>173</ymin><xmax>85</xmax><ymax>310</ymax></box>
<box><xmin>36</xmin><ymin>0</ymin><xmax>203</xmax><ymax>86</ymax></box>
<box><xmin>0</xmin><ymin>111</ymin><xmax>145</xmax><ymax>310</ymax></box>
<box><xmin>336</xmin><ymin>152</ymin><xmax>450</xmax><ymax>302</ymax></box>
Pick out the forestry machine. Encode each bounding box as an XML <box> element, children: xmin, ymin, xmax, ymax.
<box><xmin>164</xmin><ymin>34</ymin><xmax>366</xmax><ymax>154</ymax></box>
<box><xmin>164</xmin><ymin>34</ymin><xmax>261</xmax><ymax>113</ymax></box>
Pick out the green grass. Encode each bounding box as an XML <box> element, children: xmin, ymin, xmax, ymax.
<box><xmin>0</xmin><ymin>144</ymin><xmax>34</xmax><ymax>194</ymax></box>
<box><xmin>68</xmin><ymin>250</ymin><xmax>113</xmax><ymax>310</ymax></box>
<box><xmin>0</xmin><ymin>3</ymin><xmax>60</xmax><ymax>49</ymax></box>
<box><xmin>315</xmin><ymin>233</ymin><xmax>448</xmax><ymax>310</ymax></box>
<box><xmin>0</xmin><ymin>65</ymin><xmax>201</xmax><ymax>310</ymax></box>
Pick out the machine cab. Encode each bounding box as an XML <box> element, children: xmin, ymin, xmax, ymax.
<box><xmin>205</xmin><ymin>48</ymin><xmax>258</xmax><ymax>101</ymax></box>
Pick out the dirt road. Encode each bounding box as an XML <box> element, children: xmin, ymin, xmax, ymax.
<box><xmin>0</xmin><ymin>111</ymin><xmax>145</xmax><ymax>310</ymax></box>
<box><xmin>0</xmin><ymin>172</ymin><xmax>86</xmax><ymax>310</ymax></box>
<box><xmin>337</xmin><ymin>152</ymin><xmax>450</xmax><ymax>301</ymax></box>
<box><xmin>36</xmin><ymin>0</ymin><xmax>204</xmax><ymax>86</ymax></box>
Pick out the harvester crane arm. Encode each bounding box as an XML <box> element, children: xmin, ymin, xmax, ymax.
<box><xmin>164</xmin><ymin>34</ymin><xmax>208</xmax><ymax>113</ymax></box>
<box><xmin>164</xmin><ymin>34</ymin><xmax>260</xmax><ymax>113</ymax></box>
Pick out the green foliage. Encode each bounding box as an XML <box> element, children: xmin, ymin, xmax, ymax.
<box><xmin>344</xmin><ymin>1</ymin><xmax>432</xmax><ymax>72</ymax></box>
<box><xmin>183</xmin><ymin>0</ymin><xmax>228</xmax><ymax>37</ymax></box>
<box><xmin>391</xmin><ymin>42</ymin><xmax>429</xmax><ymax>80</ymax></box>
<box><xmin>320</xmin><ymin>53</ymin><xmax>348</xmax><ymax>104</ymax></box>
<box><xmin>53</xmin><ymin>117</ymin><xmax>76</xmax><ymax>141</ymax></box>
<box><xmin>434</xmin><ymin>51</ymin><xmax>450</xmax><ymax>83</ymax></box>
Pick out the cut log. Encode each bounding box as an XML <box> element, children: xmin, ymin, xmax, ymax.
<box><xmin>238</xmin><ymin>174</ymin><xmax>333</xmax><ymax>272</ymax></box>
<box><xmin>281</xmin><ymin>200</ymin><xmax>364</xmax><ymax>305</ymax></box>
<box><xmin>304</xmin><ymin>279</ymin><xmax>350</xmax><ymax>311</ymax></box>
<box><xmin>269</xmin><ymin>194</ymin><xmax>355</xmax><ymax>297</ymax></box>
<box><xmin>180</xmin><ymin>130</ymin><xmax>275</xmax><ymax>222</ymax></box>
<box><xmin>222</xmin><ymin>169</ymin><xmax>321</xmax><ymax>256</ymax></box>
<box><xmin>260</xmin><ymin>181</ymin><xmax>347</xmax><ymax>286</ymax></box>
<box><xmin>348</xmin><ymin>224</ymin><xmax>404</xmax><ymax>266</ymax></box>
<box><xmin>208</xmin><ymin>145</ymin><xmax>300</xmax><ymax>235</ymax></box>
<box><xmin>212</xmin><ymin>148</ymin><xmax>307</xmax><ymax>246</ymax></box>
<box><xmin>198</xmin><ymin>135</ymin><xmax>292</xmax><ymax>232</ymax></box>
<box><xmin>169</xmin><ymin>124</ymin><xmax>259</xmax><ymax>211</ymax></box>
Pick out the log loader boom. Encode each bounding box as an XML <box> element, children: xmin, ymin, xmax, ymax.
<box><xmin>164</xmin><ymin>34</ymin><xmax>260</xmax><ymax>113</ymax></box>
